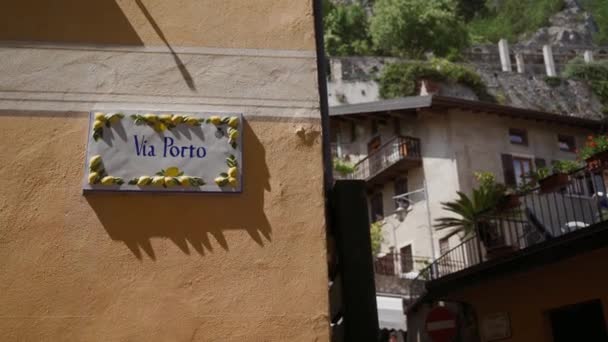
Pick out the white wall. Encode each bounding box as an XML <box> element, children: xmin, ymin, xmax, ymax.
<box><xmin>333</xmin><ymin>108</ymin><xmax>594</xmax><ymax>272</ymax></box>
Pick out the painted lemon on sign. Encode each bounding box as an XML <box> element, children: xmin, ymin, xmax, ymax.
<box><xmin>94</xmin><ymin>112</ymin><xmax>106</xmax><ymax>121</ymax></box>
<box><xmin>89</xmin><ymin>172</ymin><xmax>100</xmax><ymax>184</ymax></box>
<box><xmin>208</xmin><ymin>116</ymin><xmax>222</xmax><ymax>125</ymax></box>
<box><xmin>129</xmin><ymin>167</ymin><xmax>204</xmax><ymax>188</ymax></box>
<box><xmin>228</xmin><ymin>167</ymin><xmax>238</xmax><ymax>178</ymax></box>
<box><xmin>228</xmin><ymin>117</ymin><xmax>239</xmax><ymax>128</ymax></box>
<box><xmin>89</xmin><ymin>155</ymin><xmax>103</xmax><ymax>172</ymax></box>
<box><xmin>151</xmin><ymin>176</ymin><xmax>165</xmax><ymax>187</ymax></box>
<box><xmin>165</xmin><ymin>167</ymin><xmax>180</xmax><ymax>177</ymax></box>
<box><xmin>137</xmin><ymin>176</ymin><xmax>151</xmax><ymax>186</ymax></box>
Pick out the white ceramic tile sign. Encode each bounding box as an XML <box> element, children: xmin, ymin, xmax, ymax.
<box><xmin>83</xmin><ymin>111</ymin><xmax>243</xmax><ymax>193</ymax></box>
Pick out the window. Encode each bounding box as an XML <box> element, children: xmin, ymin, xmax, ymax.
<box><xmin>400</xmin><ymin>245</ymin><xmax>413</xmax><ymax>273</ymax></box>
<box><xmin>370</xmin><ymin>192</ymin><xmax>384</xmax><ymax>222</ymax></box>
<box><xmin>374</xmin><ymin>253</ymin><xmax>394</xmax><ymax>275</ymax></box>
<box><xmin>393</xmin><ymin>117</ymin><xmax>401</xmax><ymax>136</ymax></box>
<box><xmin>329</xmin><ymin>120</ymin><xmax>339</xmax><ymax>143</ymax></box>
<box><xmin>371</xmin><ymin>119</ymin><xmax>379</xmax><ymax>136</ymax></box>
<box><xmin>349</xmin><ymin>122</ymin><xmax>357</xmax><ymax>143</ymax></box>
<box><xmin>567</xmin><ymin>170</ymin><xmax>605</xmax><ymax>197</ymax></box>
<box><xmin>513</xmin><ymin>157</ymin><xmax>533</xmax><ymax>186</ymax></box>
<box><xmin>509</xmin><ymin>128</ymin><xmax>528</xmax><ymax>146</ymax></box>
<box><xmin>558</xmin><ymin>135</ymin><xmax>576</xmax><ymax>152</ymax></box>
<box><xmin>394</xmin><ymin>177</ymin><xmax>408</xmax><ymax>209</ymax></box>
<box><xmin>548</xmin><ymin>300</ymin><xmax>608</xmax><ymax>342</ymax></box>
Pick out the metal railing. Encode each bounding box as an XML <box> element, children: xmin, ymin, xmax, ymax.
<box><xmin>373</xmin><ymin>252</ymin><xmax>431</xmax><ymax>276</ymax></box>
<box><xmin>351</xmin><ymin>136</ymin><xmax>421</xmax><ymax>180</ymax></box>
<box><xmin>408</xmin><ymin>165</ymin><xmax>608</xmax><ymax>306</ymax></box>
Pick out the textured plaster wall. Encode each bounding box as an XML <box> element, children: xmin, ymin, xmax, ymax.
<box><xmin>0</xmin><ymin>0</ymin><xmax>329</xmax><ymax>341</ymax></box>
<box><xmin>447</xmin><ymin>109</ymin><xmax>591</xmax><ymax>195</ymax></box>
<box><xmin>444</xmin><ymin>247</ymin><xmax>608</xmax><ymax>342</ymax></box>
<box><xmin>0</xmin><ymin>0</ymin><xmax>315</xmax><ymax>50</ymax></box>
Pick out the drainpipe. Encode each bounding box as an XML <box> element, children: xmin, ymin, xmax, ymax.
<box><xmin>424</xmin><ymin>178</ymin><xmax>437</xmax><ymax>260</ymax></box>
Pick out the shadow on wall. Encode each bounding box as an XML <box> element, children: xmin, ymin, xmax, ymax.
<box><xmin>85</xmin><ymin>120</ymin><xmax>272</xmax><ymax>260</ymax></box>
<box><xmin>0</xmin><ymin>0</ymin><xmax>143</xmax><ymax>45</ymax></box>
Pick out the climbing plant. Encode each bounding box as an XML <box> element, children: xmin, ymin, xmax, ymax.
<box><xmin>377</xmin><ymin>59</ymin><xmax>494</xmax><ymax>102</ymax></box>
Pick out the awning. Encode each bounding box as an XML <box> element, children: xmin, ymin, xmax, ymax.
<box><xmin>377</xmin><ymin>295</ymin><xmax>407</xmax><ymax>331</ymax></box>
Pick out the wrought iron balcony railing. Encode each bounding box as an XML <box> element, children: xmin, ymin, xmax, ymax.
<box><xmin>408</xmin><ymin>164</ymin><xmax>608</xmax><ymax>307</ymax></box>
<box><xmin>373</xmin><ymin>252</ymin><xmax>431</xmax><ymax>276</ymax></box>
<box><xmin>351</xmin><ymin>136</ymin><xmax>421</xmax><ymax>184</ymax></box>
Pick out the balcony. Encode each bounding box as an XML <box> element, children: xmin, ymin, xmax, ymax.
<box><xmin>373</xmin><ymin>251</ymin><xmax>430</xmax><ymax>297</ymax></box>
<box><xmin>408</xmin><ymin>164</ymin><xmax>608</xmax><ymax>306</ymax></box>
<box><xmin>352</xmin><ymin>136</ymin><xmax>422</xmax><ymax>186</ymax></box>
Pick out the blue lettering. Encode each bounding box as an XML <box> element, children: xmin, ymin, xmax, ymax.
<box><xmin>170</xmin><ymin>146</ymin><xmax>180</xmax><ymax>157</ymax></box>
<box><xmin>134</xmin><ymin>135</ymin><xmax>146</xmax><ymax>156</ymax></box>
<box><xmin>155</xmin><ymin>136</ymin><xmax>207</xmax><ymax>159</ymax></box>
<box><xmin>196</xmin><ymin>147</ymin><xmax>206</xmax><ymax>158</ymax></box>
<box><xmin>163</xmin><ymin>137</ymin><xmax>174</xmax><ymax>157</ymax></box>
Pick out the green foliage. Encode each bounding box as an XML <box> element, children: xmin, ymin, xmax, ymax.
<box><xmin>578</xmin><ymin>135</ymin><xmax>608</xmax><ymax>160</ymax></box>
<box><xmin>529</xmin><ymin>167</ymin><xmax>551</xmax><ymax>182</ymax></box>
<box><xmin>370</xmin><ymin>221</ymin><xmax>385</xmax><ymax>256</ymax></box>
<box><xmin>369</xmin><ymin>0</ymin><xmax>469</xmax><ymax>58</ymax></box>
<box><xmin>552</xmin><ymin>160</ymin><xmax>583</xmax><ymax>174</ymax></box>
<box><xmin>434</xmin><ymin>186</ymin><xmax>505</xmax><ymax>236</ymax></box>
<box><xmin>333</xmin><ymin>158</ymin><xmax>356</xmax><ymax>176</ymax></box>
<box><xmin>579</xmin><ymin>0</ymin><xmax>608</xmax><ymax>44</ymax></box>
<box><xmin>435</xmin><ymin>171</ymin><xmax>508</xmax><ymax>235</ymax></box>
<box><xmin>468</xmin><ymin>0</ymin><xmax>565</xmax><ymax>43</ymax></box>
<box><xmin>324</xmin><ymin>1</ymin><xmax>373</xmax><ymax>56</ymax></box>
<box><xmin>544</xmin><ymin>76</ymin><xmax>562</xmax><ymax>87</ymax></box>
<box><xmin>378</xmin><ymin>59</ymin><xmax>494</xmax><ymax>101</ymax></box>
<box><xmin>563</xmin><ymin>59</ymin><xmax>608</xmax><ymax>113</ymax></box>
<box><xmin>455</xmin><ymin>0</ymin><xmax>487</xmax><ymax>21</ymax></box>
<box><xmin>474</xmin><ymin>171</ymin><xmax>502</xmax><ymax>192</ymax></box>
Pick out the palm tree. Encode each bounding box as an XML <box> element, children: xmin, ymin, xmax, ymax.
<box><xmin>434</xmin><ymin>186</ymin><xmax>504</xmax><ymax>242</ymax></box>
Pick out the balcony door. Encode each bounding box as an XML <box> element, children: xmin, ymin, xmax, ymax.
<box><xmin>367</xmin><ymin>136</ymin><xmax>382</xmax><ymax>176</ymax></box>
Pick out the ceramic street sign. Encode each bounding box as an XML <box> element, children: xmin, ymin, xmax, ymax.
<box><xmin>83</xmin><ymin>111</ymin><xmax>243</xmax><ymax>193</ymax></box>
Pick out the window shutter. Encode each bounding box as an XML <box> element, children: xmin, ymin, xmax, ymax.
<box><xmin>501</xmin><ymin>154</ymin><xmax>516</xmax><ymax>187</ymax></box>
<box><xmin>535</xmin><ymin>158</ymin><xmax>547</xmax><ymax>169</ymax></box>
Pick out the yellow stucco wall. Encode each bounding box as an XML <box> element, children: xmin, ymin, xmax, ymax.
<box><xmin>446</xmin><ymin>247</ymin><xmax>608</xmax><ymax>342</ymax></box>
<box><xmin>0</xmin><ymin>0</ymin><xmax>315</xmax><ymax>50</ymax></box>
<box><xmin>0</xmin><ymin>1</ymin><xmax>329</xmax><ymax>341</ymax></box>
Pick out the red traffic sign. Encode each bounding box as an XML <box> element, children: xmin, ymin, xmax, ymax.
<box><xmin>425</xmin><ymin>306</ymin><xmax>457</xmax><ymax>342</ymax></box>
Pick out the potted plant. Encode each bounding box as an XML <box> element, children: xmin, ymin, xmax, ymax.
<box><xmin>333</xmin><ymin>158</ymin><xmax>356</xmax><ymax>178</ymax></box>
<box><xmin>436</xmin><ymin>172</ymin><xmax>508</xmax><ymax>251</ymax></box>
<box><xmin>499</xmin><ymin>190</ymin><xmax>521</xmax><ymax>211</ymax></box>
<box><xmin>533</xmin><ymin>160</ymin><xmax>580</xmax><ymax>194</ymax></box>
<box><xmin>474</xmin><ymin>171</ymin><xmax>519</xmax><ymax>211</ymax></box>
<box><xmin>579</xmin><ymin>135</ymin><xmax>608</xmax><ymax>171</ymax></box>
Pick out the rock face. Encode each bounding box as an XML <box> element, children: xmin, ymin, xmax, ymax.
<box><xmin>327</xmin><ymin>56</ymin><xmax>605</xmax><ymax>120</ymax></box>
<box><xmin>521</xmin><ymin>0</ymin><xmax>598</xmax><ymax>46</ymax></box>
<box><xmin>475</xmin><ymin>68</ymin><xmax>604</xmax><ymax>119</ymax></box>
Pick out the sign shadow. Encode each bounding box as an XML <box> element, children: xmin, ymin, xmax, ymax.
<box><xmin>85</xmin><ymin>120</ymin><xmax>271</xmax><ymax>260</ymax></box>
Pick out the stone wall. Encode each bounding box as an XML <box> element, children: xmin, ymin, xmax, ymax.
<box><xmin>327</xmin><ymin>51</ymin><xmax>607</xmax><ymax>119</ymax></box>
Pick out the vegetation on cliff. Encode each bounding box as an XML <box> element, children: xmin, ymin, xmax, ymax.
<box><xmin>322</xmin><ymin>0</ymin><xmax>608</xmax><ymax>56</ymax></box>
<box><xmin>564</xmin><ymin>58</ymin><xmax>608</xmax><ymax>114</ymax></box>
<box><xmin>369</xmin><ymin>0</ymin><xmax>468</xmax><ymax>58</ymax></box>
<box><xmin>378</xmin><ymin>59</ymin><xmax>494</xmax><ymax>102</ymax></box>
<box><xmin>579</xmin><ymin>0</ymin><xmax>608</xmax><ymax>44</ymax></box>
<box><xmin>468</xmin><ymin>0</ymin><xmax>565</xmax><ymax>43</ymax></box>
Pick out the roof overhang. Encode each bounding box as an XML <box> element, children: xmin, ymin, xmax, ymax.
<box><xmin>330</xmin><ymin>95</ymin><xmax>603</xmax><ymax>130</ymax></box>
